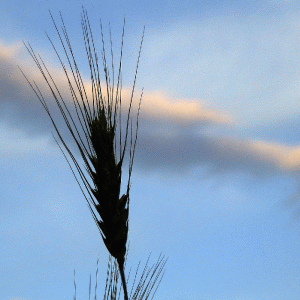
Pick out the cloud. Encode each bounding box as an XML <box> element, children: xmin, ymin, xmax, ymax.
<box><xmin>0</xmin><ymin>40</ymin><xmax>62</xmax><ymax>137</ymax></box>
<box><xmin>247</xmin><ymin>140</ymin><xmax>300</xmax><ymax>171</ymax></box>
<box><xmin>139</xmin><ymin>90</ymin><xmax>232</xmax><ymax>126</ymax></box>
<box><xmin>140</xmin><ymin>9</ymin><xmax>300</xmax><ymax>128</ymax></box>
<box><xmin>135</xmin><ymin>132</ymin><xmax>300</xmax><ymax>176</ymax></box>
<box><xmin>1</xmin><ymin>39</ymin><xmax>300</xmax><ymax>178</ymax></box>
<box><xmin>0</xmin><ymin>39</ymin><xmax>231</xmax><ymax>131</ymax></box>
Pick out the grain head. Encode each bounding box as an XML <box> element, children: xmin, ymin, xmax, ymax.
<box><xmin>19</xmin><ymin>7</ymin><xmax>145</xmax><ymax>299</ymax></box>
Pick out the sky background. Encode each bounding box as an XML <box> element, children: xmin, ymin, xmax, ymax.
<box><xmin>1</xmin><ymin>0</ymin><xmax>300</xmax><ymax>299</ymax></box>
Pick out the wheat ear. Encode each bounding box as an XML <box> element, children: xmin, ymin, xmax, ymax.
<box><xmin>19</xmin><ymin>7</ymin><xmax>144</xmax><ymax>300</ymax></box>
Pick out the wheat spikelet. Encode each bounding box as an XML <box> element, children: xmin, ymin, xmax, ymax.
<box><xmin>88</xmin><ymin>106</ymin><xmax>130</xmax><ymax>297</ymax></box>
<box><xmin>19</xmin><ymin>7</ymin><xmax>145</xmax><ymax>299</ymax></box>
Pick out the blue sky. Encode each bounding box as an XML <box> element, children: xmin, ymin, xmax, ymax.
<box><xmin>1</xmin><ymin>0</ymin><xmax>300</xmax><ymax>299</ymax></box>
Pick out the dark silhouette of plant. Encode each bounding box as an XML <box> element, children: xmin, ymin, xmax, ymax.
<box><xmin>19</xmin><ymin>7</ymin><xmax>166</xmax><ymax>299</ymax></box>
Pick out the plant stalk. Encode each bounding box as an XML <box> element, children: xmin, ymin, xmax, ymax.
<box><xmin>118</xmin><ymin>258</ymin><xmax>129</xmax><ymax>300</ymax></box>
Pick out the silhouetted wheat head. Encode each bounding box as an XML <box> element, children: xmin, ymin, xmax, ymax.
<box><xmin>19</xmin><ymin>7</ymin><xmax>150</xmax><ymax>299</ymax></box>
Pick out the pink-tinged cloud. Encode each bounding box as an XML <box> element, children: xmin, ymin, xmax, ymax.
<box><xmin>135</xmin><ymin>90</ymin><xmax>232</xmax><ymax>125</ymax></box>
<box><xmin>248</xmin><ymin>140</ymin><xmax>300</xmax><ymax>172</ymax></box>
<box><xmin>1</xmin><ymin>39</ymin><xmax>300</xmax><ymax>177</ymax></box>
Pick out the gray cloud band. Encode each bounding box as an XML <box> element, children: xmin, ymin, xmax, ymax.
<box><xmin>1</xmin><ymin>42</ymin><xmax>300</xmax><ymax>176</ymax></box>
